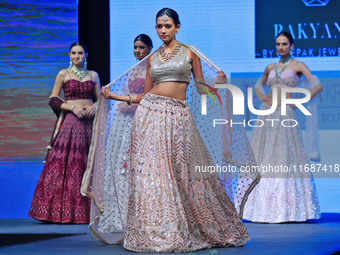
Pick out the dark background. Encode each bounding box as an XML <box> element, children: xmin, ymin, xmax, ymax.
<box><xmin>255</xmin><ymin>0</ymin><xmax>340</xmax><ymax>58</ymax></box>
<box><xmin>78</xmin><ymin>0</ymin><xmax>110</xmax><ymax>85</ymax></box>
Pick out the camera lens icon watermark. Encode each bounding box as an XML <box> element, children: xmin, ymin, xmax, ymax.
<box><xmin>301</xmin><ymin>0</ymin><xmax>330</xmax><ymax>7</ymax></box>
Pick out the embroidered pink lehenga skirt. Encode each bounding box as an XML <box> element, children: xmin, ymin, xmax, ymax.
<box><xmin>122</xmin><ymin>93</ymin><xmax>249</xmax><ymax>252</ymax></box>
<box><xmin>28</xmin><ymin>112</ymin><xmax>92</xmax><ymax>223</ymax></box>
<box><xmin>243</xmin><ymin>104</ymin><xmax>320</xmax><ymax>223</ymax></box>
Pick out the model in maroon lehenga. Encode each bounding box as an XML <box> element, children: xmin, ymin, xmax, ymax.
<box><xmin>28</xmin><ymin>107</ymin><xmax>93</xmax><ymax>223</ymax></box>
<box><xmin>29</xmin><ymin>43</ymin><xmax>100</xmax><ymax>223</ymax></box>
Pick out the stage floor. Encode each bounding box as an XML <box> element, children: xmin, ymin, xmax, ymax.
<box><xmin>0</xmin><ymin>213</ymin><xmax>339</xmax><ymax>255</ymax></box>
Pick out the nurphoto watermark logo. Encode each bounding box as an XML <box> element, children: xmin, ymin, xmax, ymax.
<box><xmin>198</xmin><ymin>82</ymin><xmax>312</xmax><ymax>128</ymax></box>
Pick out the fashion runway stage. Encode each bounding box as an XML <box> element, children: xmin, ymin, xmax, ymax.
<box><xmin>0</xmin><ymin>213</ymin><xmax>339</xmax><ymax>255</ymax></box>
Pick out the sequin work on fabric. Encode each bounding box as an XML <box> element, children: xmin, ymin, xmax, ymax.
<box><xmin>150</xmin><ymin>44</ymin><xmax>192</xmax><ymax>85</ymax></box>
<box><xmin>64</xmin><ymin>79</ymin><xmax>94</xmax><ymax>100</ymax></box>
<box><xmin>29</xmin><ymin>113</ymin><xmax>92</xmax><ymax>223</ymax></box>
<box><xmin>243</xmin><ymin>71</ymin><xmax>321</xmax><ymax>223</ymax></box>
<box><xmin>97</xmin><ymin>70</ymin><xmax>146</xmax><ymax>234</ymax></box>
<box><xmin>81</xmin><ymin>44</ymin><xmax>260</xmax><ymax>249</ymax></box>
<box><xmin>123</xmin><ymin>93</ymin><xmax>249</xmax><ymax>252</ymax></box>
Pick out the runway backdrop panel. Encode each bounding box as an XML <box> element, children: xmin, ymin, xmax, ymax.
<box><xmin>0</xmin><ymin>0</ymin><xmax>339</xmax><ymax>218</ymax></box>
<box><xmin>0</xmin><ymin>0</ymin><xmax>77</xmax><ymax>160</ymax></box>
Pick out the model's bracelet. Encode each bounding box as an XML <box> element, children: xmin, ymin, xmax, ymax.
<box><xmin>71</xmin><ymin>105</ymin><xmax>76</xmax><ymax>112</ymax></box>
<box><xmin>127</xmin><ymin>94</ymin><xmax>133</xmax><ymax>105</ymax></box>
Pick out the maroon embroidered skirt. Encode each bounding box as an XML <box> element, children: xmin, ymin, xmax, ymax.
<box><xmin>28</xmin><ymin>112</ymin><xmax>93</xmax><ymax>223</ymax></box>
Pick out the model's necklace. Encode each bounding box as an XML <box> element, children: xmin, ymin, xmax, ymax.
<box><xmin>69</xmin><ymin>64</ymin><xmax>88</xmax><ymax>80</ymax></box>
<box><xmin>279</xmin><ymin>56</ymin><xmax>292</xmax><ymax>63</ymax></box>
<box><xmin>275</xmin><ymin>58</ymin><xmax>292</xmax><ymax>84</ymax></box>
<box><xmin>159</xmin><ymin>42</ymin><xmax>181</xmax><ymax>62</ymax></box>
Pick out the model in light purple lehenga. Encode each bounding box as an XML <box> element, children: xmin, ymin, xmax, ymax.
<box><xmin>243</xmin><ymin>68</ymin><xmax>321</xmax><ymax>223</ymax></box>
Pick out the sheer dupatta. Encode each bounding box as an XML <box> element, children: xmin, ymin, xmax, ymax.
<box><xmin>81</xmin><ymin>43</ymin><xmax>259</xmax><ymax>244</ymax></box>
<box><xmin>300</xmin><ymin>76</ymin><xmax>321</xmax><ymax>162</ymax></box>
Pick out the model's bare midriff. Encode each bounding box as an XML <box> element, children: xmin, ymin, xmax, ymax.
<box><xmin>150</xmin><ymin>81</ymin><xmax>189</xmax><ymax>100</ymax></box>
<box><xmin>66</xmin><ymin>99</ymin><xmax>94</xmax><ymax>107</ymax></box>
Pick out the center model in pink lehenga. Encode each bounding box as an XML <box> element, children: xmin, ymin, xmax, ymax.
<box><xmin>82</xmin><ymin>8</ymin><xmax>259</xmax><ymax>252</ymax></box>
